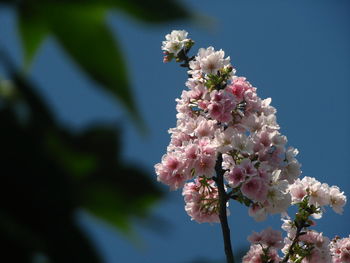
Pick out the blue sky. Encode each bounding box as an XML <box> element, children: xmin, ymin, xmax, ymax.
<box><xmin>1</xmin><ymin>0</ymin><xmax>350</xmax><ymax>262</ymax></box>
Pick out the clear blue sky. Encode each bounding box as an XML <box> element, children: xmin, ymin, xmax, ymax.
<box><xmin>1</xmin><ymin>0</ymin><xmax>350</xmax><ymax>262</ymax></box>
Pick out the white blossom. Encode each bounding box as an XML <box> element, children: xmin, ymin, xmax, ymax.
<box><xmin>162</xmin><ymin>30</ymin><xmax>190</xmax><ymax>55</ymax></box>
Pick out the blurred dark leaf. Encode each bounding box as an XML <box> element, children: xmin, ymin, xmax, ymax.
<box><xmin>16</xmin><ymin>2</ymin><xmax>142</xmax><ymax>127</ymax></box>
<box><xmin>0</xmin><ymin>105</ymin><xmax>101</xmax><ymax>263</ymax></box>
<box><xmin>47</xmin><ymin>132</ymin><xmax>98</xmax><ymax>178</ymax></box>
<box><xmin>0</xmin><ymin>57</ymin><xmax>163</xmax><ymax>261</ymax></box>
<box><xmin>43</xmin><ymin>3</ymin><xmax>141</xmax><ymax>124</ymax></box>
<box><xmin>80</xmin><ymin>167</ymin><xmax>161</xmax><ymax>232</ymax></box>
<box><xmin>7</xmin><ymin>0</ymin><xmax>190</xmax><ymax>129</ymax></box>
<box><xmin>0</xmin><ymin>211</ymin><xmax>44</xmax><ymax>252</ymax></box>
<box><xmin>0</xmin><ymin>50</ymin><xmax>55</xmax><ymax>127</ymax></box>
<box><xmin>18</xmin><ymin>5</ymin><xmax>48</xmax><ymax>68</ymax></box>
<box><xmin>109</xmin><ymin>0</ymin><xmax>190</xmax><ymax>23</ymax></box>
<box><xmin>72</xmin><ymin>126</ymin><xmax>163</xmax><ymax>232</ymax></box>
<box><xmin>19</xmin><ymin>0</ymin><xmax>190</xmax><ymax>23</ymax></box>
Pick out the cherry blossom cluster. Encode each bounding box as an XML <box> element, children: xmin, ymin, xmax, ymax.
<box><xmin>183</xmin><ymin>177</ymin><xmax>220</xmax><ymax>223</ymax></box>
<box><xmin>155</xmin><ymin>30</ymin><xmax>348</xmax><ymax>262</ymax></box>
<box><xmin>156</xmin><ymin>29</ymin><xmax>301</xmax><ymax>222</ymax></box>
<box><xmin>243</xmin><ymin>223</ymin><xmax>343</xmax><ymax>263</ymax></box>
<box><xmin>243</xmin><ymin>176</ymin><xmax>346</xmax><ymax>262</ymax></box>
<box><xmin>243</xmin><ymin>228</ymin><xmax>283</xmax><ymax>263</ymax></box>
<box><xmin>289</xmin><ymin>177</ymin><xmax>346</xmax><ymax>216</ymax></box>
<box><xmin>244</xmin><ymin>224</ymin><xmax>350</xmax><ymax>263</ymax></box>
<box><xmin>161</xmin><ymin>30</ymin><xmax>194</xmax><ymax>63</ymax></box>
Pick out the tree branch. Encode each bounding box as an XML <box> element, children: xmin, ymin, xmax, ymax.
<box><xmin>215</xmin><ymin>153</ymin><xmax>235</xmax><ymax>263</ymax></box>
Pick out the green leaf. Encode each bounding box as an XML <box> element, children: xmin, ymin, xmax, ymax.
<box><xmin>41</xmin><ymin>0</ymin><xmax>190</xmax><ymax>23</ymax></box>
<box><xmin>110</xmin><ymin>0</ymin><xmax>190</xmax><ymax>23</ymax></box>
<box><xmin>0</xmin><ymin>108</ymin><xmax>101</xmax><ymax>263</ymax></box>
<box><xmin>46</xmin><ymin>132</ymin><xmax>98</xmax><ymax>178</ymax></box>
<box><xmin>41</xmin><ymin>3</ymin><xmax>142</xmax><ymax>125</ymax></box>
<box><xmin>80</xmin><ymin>169</ymin><xmax>162</xmax><ymax>233</ymax></box>
<box><xmin>0</xmin><ymin>53</ymin><xmax>55</xmax><ymax>128</ymax></box>
<box><xmin>18</xmin><ymin>4</ymin><xmax>48</xmax><ymax>69</ymax></box>
<box><xmin>72</xmin><ymin>126</ymin><xmax>163</xmax><ymax>232</ymax></box>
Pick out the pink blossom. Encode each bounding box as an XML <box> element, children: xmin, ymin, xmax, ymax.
<box><xmin>281</xmin><ymin>160</ymin><xmax>302</xmax><ymax>184</ymax></box>
<box><xmin>163</xmin><ymin>52</ymin><xmax>171</xmax><ymax>63</ymax></box>
<box><xmin>194</xmin><ymin>117</ymin><xmax>217</xmax><ymax>138</ymax></box>
<box><xmin>231</xmin><ymin>133</ymin><xmax>254</xmax><ymax>154</ymax></box>
<box><xmin>289</xmin><ymin>178</ymin><xmax>308</xmax><ymax>203</ymax></box>
<box><xmin>194</xmin><ymin>46</ymin><xmax>231</xmax><ymax>75</ymax></box>
<box><xmin>175</xmin><ymin>90</ymin><xmax>192</xmax><ymax>114</ymax></box>
<box><xmin>243</xmin><ymin>245</ymin><xmax>280</xmax><ymax>263</ymax></box>
<box><xmin>329</xmin><ymin>186</ymin><xmax>347</xmax><ymax>214</ymax></box>
<box><xmin>198</xmin><ymin>100</ymin><xmax>209</xmax><ymax>110</ymax></box>
<box><xmin>214</xmin><ymin>127</ymin><xmax>235</xmax><ymax>153</ymax></box>
<box><xmin>194</xmin><ymin>154</ymin><xmax>216</xmax><ymax>178</ymax></box>
<box><xmin>240</xmin><ymin>159</ymin><xmax>258</xmax><ymax>177</ymax></box>
<box><xmin>155</xmin><ymin>153</ymin><xmax>189</xmax><ymax>190</ymax></box>
<box><xmin>186</xmin><ymin>80</ymin><xmax>206</xmax><ymax>100</ymax></box>
<box><xmin>244</xmin><ymin>88</ymin><xmax>261</xmax><ymax>113</ymax></box>
<box><xmin>330</xmin><ymin>236</ymin><xmax>350</xmax><ymax>263</ymax></box>
<box><xmin>227</xmin><ymin>77</ymin><xmax>252</xmax><ymax>101</ymax></box>
<box><xmin>208</xmin><ymin>90</ymin><xmax>236</xmax><ymax>123</ymax></box>
<box><xmin>257</xmin><ymin>130</ymin><xmax>272</xmax><ymax>147</ymax></box>
<box><xmin>242</xmin><ymin>177</ymin><xmax>268</xmax><ymax>202</ymax></box>
<box><xmin>240</xmin><ymin>114</ymin><xmax>264</xmax><ymax>132</ymax></box>
<box><xmin>262</xmin><ymin>228</ymin><xmax>284</xmax><ymax>249</ymax></box>
<box><xmin>169</xmin><ymin>131</ymin><xmax>191</xmax><ymax>147</ymax></box>
<box><xmin>182</xmin><ymin>178</ymin><xmax>220</xmax><ymax>223</ymax></box>
<box><xmin>298</xmin><ymin>231</ymin><xmax>331</xmax><ymax>263</ymax></box>
<box><xmin>184</xmin><ymin>144</ymin><xmax>199</xmax><ymax>170</ymax></box>
<box><xmin>248</xmin><ymin>227</ymin><xmax>284</xmax><ymax>249</ymax></box>
<box><xmin>198</xmin><ymin>137</ymin><xmax>216</xmax><ymax>155</ymax></box>
<box><xmin>305</xmin><ymin>178</ymin><xmax>330</xmax><ymax>207</ymax></box>
<box><xmin>257</xmin><ymin>168</ymin><xmax>269</xmax><ymax>181</ymax></box>
<box><xmin>225</xmin><ymin>166</ymin><xmax>245</xmax><ymax>187</ymax></box>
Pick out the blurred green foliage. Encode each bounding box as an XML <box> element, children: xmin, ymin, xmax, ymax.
<box><xmin>0</xmin><ymin>0</ymin><xmax>189</xmax><ymax>262</ymax></box>
<box><xmin>2</xmin><ymin>0</ymin><xmax>190</xmax><ymax>123</ymax></box>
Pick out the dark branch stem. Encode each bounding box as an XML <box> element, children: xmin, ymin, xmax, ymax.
<box><xmin>280</xmin><ymin>223</ymin><xmax>305</xmax><ymax>263</ymax></box>
<box><xmin>176</xmin><ymin>47</ymin><xmax>234</xmax><ymax>262</ymax></box>
<box><xmin>215</xmin><ymin>154</ymin><xmax>235</xmax><ymax>263</ymax></box>
<box><xmin>177</xmin><ymin>48</ymin><xmax>194</xmax><ymax>78</ymax></box>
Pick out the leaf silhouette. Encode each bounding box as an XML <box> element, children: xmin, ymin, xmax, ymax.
<box><xmin>44</xmin><ymin>3</ymin><xmax>141</xmax><ymax>123</ymax></box>
<box><xmin>0</xmin><ymin>56</ymin><xmax>163</xmax><ymax>261</ymax></box>
<box><xmin>18</xmin><ymin>4</ymin><xmax>48</xmax><ymax>68</ymax></box>
<box><xmin>14</xmin><ymin>0</ymin><xmax>190</xmax><ymax>129</ymax></box>
<box><xmin>109</xmin><ymin>0</ymin><xmax>190</xmax><ymax>23</ymax></box>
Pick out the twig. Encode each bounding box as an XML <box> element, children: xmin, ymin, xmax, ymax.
<box><xmin>281</xmin><ymin>223</ymin><xmax>305</xmax><ymax>263</ymax></box>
